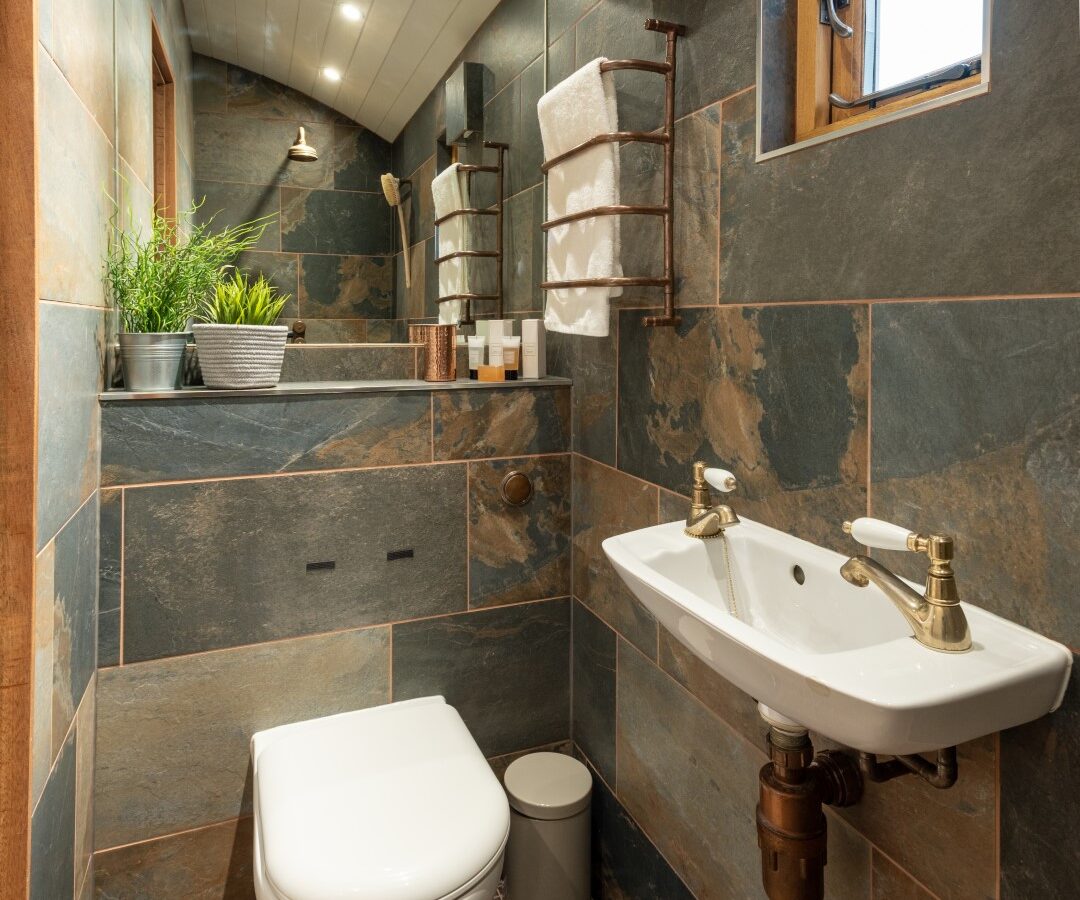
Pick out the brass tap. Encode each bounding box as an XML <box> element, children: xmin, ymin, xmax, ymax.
<box><xmin>684</xmin><ymin>462</ymin><xmax>740</xmax><ymax>539</ymax></box>
<box><xmin>840</xmin><ymin>519</ymin><xmax>972</xmax><ymax>652</ymax></box>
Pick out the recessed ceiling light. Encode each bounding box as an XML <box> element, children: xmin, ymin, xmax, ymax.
<box><xmin>341</xmin><ymin>3</ymin><xmax>362</xmax><ymax>21</ymax></box>
<box><xmin>322</xmin><ymin>67</ymin><xmax>342</xmax><ymax>82</ymax></box>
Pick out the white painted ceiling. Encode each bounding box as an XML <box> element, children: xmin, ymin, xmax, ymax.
<box><xmin>181</xmin><ymin>0</ymin><xmax>501</xmax><ymax>141</ymax></box>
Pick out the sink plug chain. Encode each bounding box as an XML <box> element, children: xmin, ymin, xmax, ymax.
<box><xmin>720</xmin><ymin>532</ymin><xmax>740</xmax><ymax>619</ymax></box>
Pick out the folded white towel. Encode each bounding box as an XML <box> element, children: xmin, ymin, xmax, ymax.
<box><xmin>537</xmin><ymin>57</ymin><xmax>621</xmax><ymax>338</ymax></box>
<box><xmin>431</xmin><ymin>163</ymin><xmax>470</xmax><ymax>325</ymax></box>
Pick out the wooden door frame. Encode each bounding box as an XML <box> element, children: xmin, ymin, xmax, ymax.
<box><xmin>151</xmin><ymin>15</ymin><xmax>177</xmax><ymax>222</ymax></box>
<box><xmin>0</xmin><ymin>0</ymin><xmax>38</xmax><ymax>896</ymax></box>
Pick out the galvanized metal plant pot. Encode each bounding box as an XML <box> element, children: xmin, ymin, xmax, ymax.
<box><xmin>192</xmin><ymin>324</ymin><xmax>288</xmax><ymax>389</ymax></box>
<box><xmin>118</xmin><ymin>332</ymin><xmax>189</xmax><ymax>391</ymax></box>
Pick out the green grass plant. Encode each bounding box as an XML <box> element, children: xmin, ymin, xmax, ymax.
<box><xmin>106</xmin><ymin>198</ymin><xmax>272</xmax><ymax>333</ymax></box>
<box><xmin>199</xmin><ymin>272</ymin><xmax>290</xmax><ymax>326</ymax></box>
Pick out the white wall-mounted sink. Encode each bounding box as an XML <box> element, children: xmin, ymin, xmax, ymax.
<box><xmin>603</xmin><ymin>518</ymin><xmax>1072</xmax><ymax>755</ymax></box>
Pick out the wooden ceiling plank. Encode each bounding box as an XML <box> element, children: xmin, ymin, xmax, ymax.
<box><xmin>235</xmin><ymin>0</ymin><xmax>268</xmax><ymax>74</ymax></box>
<box><xmin>181</xmin><ymin>0</ymin><xmax>211</xmax><ymax>56</ymax></box>
<box><xmin>288</xmin><ymin>0</ymin><xmax>336</xmax><ymax>99</ymax></box>
<box><xmin>357</xmin><ymin>0</ymin><xmax>454</xmax><ymax>126</ymax></box>
<box><xmin>203</xmin><ymin>0</ymin><xmax>240</xmax><ymax>64</ymax></box>
<box><xmin>378</xmin><ymin>0</ymin><xmax>498</xmax><ymax>137</ymax></box>
<box><xmin>311</xmin><ymin>0</ymin><xmax>374</xmax><ymax>108</ymax></box>
<box><xmin>343</xmin><ymin>0</ymin><xmax>415</xmax><ymax>119</ymax></box>
<box><xmin>263</xmin><ymin>0</ymin><xmax>299</xmax><ymax>86</ymax></box>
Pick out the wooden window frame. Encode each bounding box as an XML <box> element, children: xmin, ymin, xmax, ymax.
<box><xmin>795</xmin><ymin>0</ymin><xmax>983</xmax><ymax>143</ymax></box>
<box><xmin>151</xmin><ymin>17</ymin><xmax>176</xmax><ymax>223</ymax></box>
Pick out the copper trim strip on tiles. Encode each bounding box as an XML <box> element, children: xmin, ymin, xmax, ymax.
<box><xmin>112</xmin><ymin>450</ymin><xmax>573</xmax><ymax>491</ymax></box>
<box><xmin>109</xmin><ymin>595</ymin><xmax>573</xmax><ymax>672</ymax></box>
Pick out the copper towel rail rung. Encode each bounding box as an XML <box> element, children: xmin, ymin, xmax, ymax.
<box><xmin>539</xmin><ymin>18</ymin><xmax>686</xmax><ymax>328</ymax></box>
<box><xmin>542</xmin><ymin>205</ymin><xmax>667</xmax><ymax>232</ymax></box>
<box><xmin>433</xmin><ymin>207</ymin><xmax>498</xmax><ymax>226</ymax></box>
<box><xmin>438</xmin><ymin>292</ymin><xmax>500</xmax><ymax>302</ymax></box>
<box><xmin>434</xmin><ymin>249</ymin><xmax>500</xmax><ymax>265</ymax></box>
<box><xmin>456</xmin><ymin>164</ymin><xmax>500</xmax><ymax>174</ymax></box>
<box><xmin>600</xmin><ymin>58</ymin><xmax>671</xmax><ymax>75</ymax></box>
<box><xmin>541</xmin><ymin>276</ymin><xmax>669</xmax><ymax>290</ymax></box>
<box><xmin>541</xmin><ymin>131</ymin><xmax>668</xmax><ymax>173</ymax></box>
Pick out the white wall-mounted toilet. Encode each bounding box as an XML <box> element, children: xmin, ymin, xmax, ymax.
<box><xmin>251</xmin><ymin>696</ymin><xmax>510</xmax><ymax>900</ymax></box>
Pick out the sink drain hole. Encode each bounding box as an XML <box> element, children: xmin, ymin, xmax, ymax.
<box><xmin>792</xmin><ymin>565</ymin><xmax>806</xmax><ymax>585</ymax></box>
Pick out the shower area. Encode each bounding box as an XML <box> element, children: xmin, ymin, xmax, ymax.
<box><xmin>194</xmin><ymin>55</ymin><xmax>407</xmax><ymax>355</ymax></box>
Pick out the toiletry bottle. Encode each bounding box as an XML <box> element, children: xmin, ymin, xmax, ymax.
<box><xmin>488</xmin><ymin>326</ymin><xmax>504</xmax><ymax>371</ymax></box>
<box><xmin>522</xmin><ymin>319</ymin><xmax>546</xmax><ymax>379</ymax></box>
<box><xmin>467</xmin><ymin>335</ymin><xmax>486</xmax><ymax>380</ymax></box>
<box><xmin>503</xmin><ymin>336</ymin><xmax>521</xmax><ymax>381</ymax></box>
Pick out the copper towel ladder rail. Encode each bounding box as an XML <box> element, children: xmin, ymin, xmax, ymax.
<box><xmin>540</xmin><ymin>18</ymin><xmax>686</xmax><ymax>327</ymax></box>
<box><xmin>433</xmin><ymin>140</ymin><xmax>508</xmax><ymax>325</ymax></box>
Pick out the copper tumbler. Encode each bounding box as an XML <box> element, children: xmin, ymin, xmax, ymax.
<box><xmin>416</xmin><ymin>324</ymin><xmax>458</xmax><ymax>382</ymax></box>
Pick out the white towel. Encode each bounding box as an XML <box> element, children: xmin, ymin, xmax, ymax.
<box><xmin>431</xmin><ymin>163</ymin><xmax>470</xmax><ymax>325</ymax></box>
<box><xmin>538</xmin><ymin>58</ymin><xmax>621</xmax><ymax>338</ymax></box>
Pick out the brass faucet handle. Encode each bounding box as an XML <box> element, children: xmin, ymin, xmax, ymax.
<box><xmin>844</xmin><ymin>517</ymin><xmax>958</xmax><ymax>600</ymax></box>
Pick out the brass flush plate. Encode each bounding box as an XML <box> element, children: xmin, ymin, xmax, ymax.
<box><xmin>500</xmin><ymin>471</ymin><xmax>533</xmax><ymax>506</ymax></box>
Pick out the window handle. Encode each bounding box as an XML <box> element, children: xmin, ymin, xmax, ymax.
<box><xmin>822</xmin><ymin>0</ymin><xmax>854</xmax><ymax>39</ymax></box>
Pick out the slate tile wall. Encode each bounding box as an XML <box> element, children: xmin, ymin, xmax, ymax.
<box><xmin>92</xmin><ymin>383</ymin><xmax>573</xmax><ymax>896</ymax></box>
<box><xmin>32</xmin><ymin>1</ymin><xmax>195</xmax><ymax>897</ymax></box>
<box><xmin>192</xmin><ymin>55</ymin><xmax>402</xmax><ymax>343</ymax></box>
<box><xmin>380</xmin><ymin>0</ymin><xmax>1080</xmax><ymax>897</ymax></box>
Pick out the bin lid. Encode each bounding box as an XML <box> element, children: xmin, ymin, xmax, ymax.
<box><xmin>503</xmin><ymin>752</ymin><xmax>592</xmax><ymax>820</ymax></box>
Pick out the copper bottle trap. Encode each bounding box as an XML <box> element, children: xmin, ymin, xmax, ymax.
<box><xmin>756</xmin><ymin>728</ymin><xmax>862</xmax><ymax>900</ymax></box>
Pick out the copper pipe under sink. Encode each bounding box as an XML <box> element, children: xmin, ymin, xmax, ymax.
<box><xmin>756</xmin><ymin>729</ymin><xmax>861</xmax><ymax>900</ymax></box>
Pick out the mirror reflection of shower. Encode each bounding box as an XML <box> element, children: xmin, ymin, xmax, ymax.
<box><xmin>287</xmin><ymin>127</ymin><xmax>318</xmax><ymax>162</ymax></box>
<box><xmin>382</xmin><ymin>174</ymin><xmax>411</xmax><ymax>288</ymax></box>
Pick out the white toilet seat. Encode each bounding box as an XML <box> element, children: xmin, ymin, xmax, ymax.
<box><xmin>251</xmin><ymin>697</ymin><xmax>511</xmax><ymax>900</ymax></box>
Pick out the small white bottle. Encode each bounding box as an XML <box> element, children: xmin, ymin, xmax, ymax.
<box><xmin>521</xmin><ymin>319</ymin><xmax>546</xmax><ymax>379</ymax></box>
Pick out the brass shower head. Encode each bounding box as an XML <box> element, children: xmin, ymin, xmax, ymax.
<box><xmin>287</xmin><ymin>127</ymin><xmax>318</xmax><ymax>162</ymax></box>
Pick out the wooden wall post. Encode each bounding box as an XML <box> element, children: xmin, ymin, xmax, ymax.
<box><xmin>0</xmin><ymin>0</ymin><xmax>38</xmax><ymax>895</ymax></box>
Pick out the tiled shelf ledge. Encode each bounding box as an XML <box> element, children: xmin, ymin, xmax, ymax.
<box><xmin>99</xmin><ymin>379</ymin><xmax>572</xmax><ymax>487</ymax></box>
<box><xmin>100</xmin><ymin>375</ymin><xmax>571</xmax><ymax>402</ymax></box>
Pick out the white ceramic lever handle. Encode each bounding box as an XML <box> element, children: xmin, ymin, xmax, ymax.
<box><xmin>704</xmin><ymin>468</ymin><xmax>737</xmax><ymax>493</ymax></box>
<box><xmin>843</xmin><ymin>517</ymin><xmax>913</xmax><ymax>551</ymax></box>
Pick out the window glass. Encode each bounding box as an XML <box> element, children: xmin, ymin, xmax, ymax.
<box><xmin>869</xmin><ymin>0</ymin><xmax>983</xmax><ymax>92</ymax></box>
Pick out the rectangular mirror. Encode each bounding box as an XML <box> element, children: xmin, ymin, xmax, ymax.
<box><xmin>757</xmin><ymin>0</ymin><xmax>992</xmax><ymax>159</ymax></box>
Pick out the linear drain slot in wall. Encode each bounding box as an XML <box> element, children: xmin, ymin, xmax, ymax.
<box><xmin>306</xmin><ymin>560</ymin><xmax>336</xmax><ymax>572</ymax></box>
<box><xmin>387</xmin><ymin>548</ymin><xmax>415</xmax><ymax>561</ymax></box>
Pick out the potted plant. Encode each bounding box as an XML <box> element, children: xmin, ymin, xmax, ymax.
<box><xmin>106</xmin><ymin>201</ymin><xmax>270</xmax><ymax>391</ymax></box>
<box><xmin>192</xmin><ymin>272</ymin><xmax>291</xmax><ymax>389</ymax></box>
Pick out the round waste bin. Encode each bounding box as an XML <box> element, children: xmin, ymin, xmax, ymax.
<box><xmin>502</xmin><ymin>752</ymin><xmax>592</xmax><ymax>900</ymax></box>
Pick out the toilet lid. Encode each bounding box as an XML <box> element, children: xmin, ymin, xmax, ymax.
<box><xmin>253</xmin><ymin>697</ymin><xmax>510</xmax><ymax>900</ymax></box>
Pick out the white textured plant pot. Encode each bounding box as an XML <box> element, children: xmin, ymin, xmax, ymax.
<box><xmin>192</xmin><ymin>324</ymin><xmax>288</xmax><ymax>389</ymax></box>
